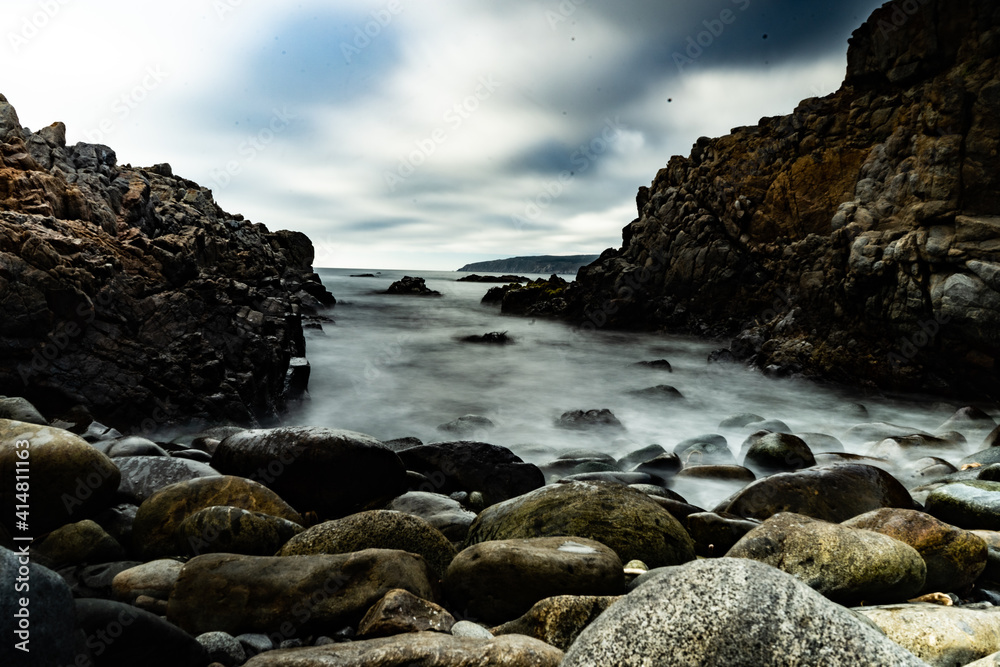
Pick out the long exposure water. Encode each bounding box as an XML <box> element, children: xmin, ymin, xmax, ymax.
<box><xmin>291</xmin><ymin>268</ymin><xmax>992</xmax><ymax>507</ymax></box>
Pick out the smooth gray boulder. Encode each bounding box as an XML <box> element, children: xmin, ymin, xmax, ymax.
<box><xmin>561</xmin><ymin>558</ymin><xmax>927</xmax><ymax>666</ymax></box>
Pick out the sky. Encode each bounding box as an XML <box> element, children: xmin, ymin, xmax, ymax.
<box><xmin>3</xmin><ymin>0</ymin><xmax>888</xmax><ymax>270</ymax></box>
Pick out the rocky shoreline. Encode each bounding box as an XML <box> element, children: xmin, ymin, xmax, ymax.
<box><xmin>501</xmin><ymin>0</ymin><xmax>1000</xmax><ymax>397</ymax></box>
<box><xmin>0</xmin><ymin>94</ymin><xmax>334</xmax><ymax>433</ymax></box>
<box><xmin>7</xmin><ymin>394</ymin><xmax>1000</xmax><ymax>665</ymax></box>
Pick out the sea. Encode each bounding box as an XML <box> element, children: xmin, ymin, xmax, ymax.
<box><xmin>289</xmin><ymin>268</ymin><xmax>986</xmax><ymax>507</ymax></box>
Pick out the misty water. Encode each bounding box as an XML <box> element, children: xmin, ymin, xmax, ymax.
<box><xmin>291</xmin><ymin>269</ymin><xmax>991</xmax><ymax>508</ymax></box>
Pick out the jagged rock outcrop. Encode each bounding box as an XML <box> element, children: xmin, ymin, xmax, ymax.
<box><xmin>519</xmin><ymin>0</ymin><xmax>1000</xmax><ymax>394</ymax></box>
<box><xmin>0</xmin><ymin>94</ymin><xmax>335</xmax><ymax>430</ymax></box>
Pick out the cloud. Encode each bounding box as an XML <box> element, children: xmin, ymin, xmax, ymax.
<box><xmin>2</xmin><ymin>0</ymin><xmax>888</xmax><ymax>269</ymax></box>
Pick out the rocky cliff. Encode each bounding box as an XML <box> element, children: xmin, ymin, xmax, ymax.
<box><xmin>513</xmin><ymin>0</ymin><xmax>1000</xmax><ymax>395</ymax></box>
<box><xmin>0</xmin><ymin>95</ymin><xmax>335</xmax><ymax>431</ymax></box>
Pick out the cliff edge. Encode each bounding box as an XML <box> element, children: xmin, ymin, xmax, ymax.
<box><xmin>0</xmin><ymin>94</ymin><xmax>335</xmax><ymax>431</ymax></box>
<box><xmin>514</xmin><ymin>0</ymin><xmax>1000</xmax><ymax>395</ymax></box>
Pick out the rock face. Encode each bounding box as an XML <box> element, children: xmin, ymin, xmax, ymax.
<box><xmin>506</xmin><ymin>0</ymin><xmax>1000</xmax><ymax>395</ymax></box>
<box><xmin>0</xmin><ymin>93</ymin><xmax>334</xmax><ymax>430</ymax></box>
<box><xmin>561</xmin><ymin>558</ymin><xmax>927</xmax><ymax>666</ymax></box>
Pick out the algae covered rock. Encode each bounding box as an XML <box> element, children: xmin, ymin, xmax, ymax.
<box><xmin>464</xmin><ymin>481</ymin><xmax>695</xmax><ymax>568</ymax></box>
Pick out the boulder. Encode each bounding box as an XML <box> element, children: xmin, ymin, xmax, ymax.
<box><xmin>0</xmin><ymin>396</ymin><xmax>46</xmax><ymax>424</ymax></box>
<box><xmin>177</xmin><ymin>505</ymin><xmax>304</xmax><ymax>557</ymax></box>
<box><xmin>465</xmin><ymin>481</ymin><xmax>695</xmax><ymax>568</ymax></box>
<box><xmin>397</xmin><ymin>441</ymin><xmax>543</xmax><ymax>507</ymax></box>
<box><xmin>740</xmin><ymin>432</ymin><xmax>816</xmax><ymax>475</ymax></box>
<box><xmin>856</xmin><ymin>604</ymin><xmax>1000</xmax><ymax>667</ymax></box>
<box><xmin>717</xmin><ymin>463</ymin><xmax>916</xmax><ymax>522</ymax></box>
<box><xmin>561</xmin><ymin>558</ymin><xmax>926</xmax><ymax>666</ymax></box>
<box><xmin>444</xmin><ymin>537</ymin><xmax>624</xmax><ymax>623</ymax></box>
<box><xmin>277</xmin><ymin>510</ymin><xmax>456</xmax><ymax>580</ymax></box>
<box><xmin>112</xmin><ymin>559</ymin><xmax>185</xmax><ymax>604</ymax></box>
<box><xmin>0</xmin><ymin>419</ymin><xmax>120</xmax><ymax>532</ymax></box>
<box><xmin>358</xmin><ymin>588</ymin><xmax>456</xmax><ymax>638</ymax></box>
<box><xmin>727</xmin><ymin>512</ymin><xmax>926</xmax><ymax>605</ymax></box>
<box><xmin>844</xmin><ymin>508</ymin><xmax>987</xmax><ymax>594</ymax></box>
<box><xmin>74</xmin><ymin>598</ymin><xmax>209</xmax><ymax>667</ymax></box>
<box><xmin>99</xmin><ymin>436</ymin><xmax>169</xmax><ymax>458</ymax></box>
<box><xmin>242</xmin><ymin>632</ymin><xmax>563</xmax><ymax>666</ymax></box>
<box><xmin>116</xmin><ymin>455</ymin><xmax>221</xmax><ymax>504</ymax></box>
<box><xmin>211</xmin><ymin>427</ymin><xmax>407</xmax><ymax>519</ymax></box>
<box><xmin>386</xmin><ymin>491</ymin><xmax>477</xmax><ymax>542</ymax></box>
<box><xmin>168</xmin><ymin>550</ymin><xmax>436</xmax><ymax>636</ymax></box>
<box><xmin>132</xmin><ymin>475</ymin><xmax>303</xmax><ymax>560</ymax></box>
<box><xmin>57</xmin><ymin>560</ymin><xmax>142</xmax><ymax>599</ymax></box>
<box><xmin>490</xmin><ymin>595</ymin><xmax>619</xmax><ymax>651</ymax></box>
<box><xmin>0</xmin><ymin>546</ymin><xmax>76</xmax><ymax>666</ymax></box>
<box><xmin>925</xmin><ymin>481</ymin><xmax>1000</xmax><ymax>530</ymax></box>
<box><xmin>31</xmin><ymin>518</ymin><xmax>125</xmax><ymax>567</ymax></box>
<box><xmin>437</xmin><ymin>415</ymin><xmax>496</xmax><ymax>437</ymax></box>
<box><xmin>196</xmin><ymin>631</ymin><xmax>246</xmax><ymax>667</ymax></box>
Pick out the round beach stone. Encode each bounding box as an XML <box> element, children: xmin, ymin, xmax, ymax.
<box><xmin>167</xmin><ymin>550</ymin><xmax>436</xmax><ymax>636</ymax></box>
<box><xmin>75</xmin><ymin>598</ymin><xmax>208</xmax><ymax>667</ymax></box>
<box><xmin>718</xmin><ymin>413</ymin><xmax>764</xmax><ymax>429</ymax></box>
<box><xmin>465</xmin><ymin>481</ymin><xmax>695</xmax><ymax>568</ymax></box>
<box><xmin>617</xmin><ymin>444</ymin><xmax>666</xmax><ymax>471</ymax></box>
<box><xmin>177</xmin><ymin>505</ymin><xmax>304</xmax><ymax>557</ymax></box>
<box><xmin>242</xmin><ymin>632</ymin><xmax>563</xmax><ymax>666</ymax></box>
<box><xmin>437</xmin><ymin>414</ymin><xmax>496</xmax><ymax>437</ymax></box>
<box><xmin>844</xmin><ymin>508</ymin><xmax>987</xmax><ymax>594</ymax></box>
<box><xmin>387</xmin><ymin>491</ymin><xmax>477</xmax><ymax>542</ymax></box>
<box><xmin>452</xmin><ymin>620</ymin><xmax>494</xmax><ymax>639</ymax></box>
<box><xmin>112</xmin><ymin>559</ymin><xmax>185</xmax><ymax>604</ymax></box>
<box><xmin>561</xmin><ymin>558</ymin><xmax>926</xmax><ymax>666</ymax></box>
<box><xmin>397</xmin><ymin>440</ymin><xmax>544</xmax><ymax>507</ymax></box>
<box><xmin>716</xmin><ymin>463</ymin><xmax>916</xmax><ymax>523</ymax></box>
<box><xmin>100</xmin><ymin>436</ymin><xmax>169</xmax><ymax>458</ymax></box>
<box><xmin>211</xmin><ymin>427</ymin><xmax>408</xmax><ymax>519</ymax></box>
<box><xmin>491</xmin><ymin>595</ymin><xmax>619</xmax><ymax>652</ymax></box>
<box><xmin>0</xmin><ymin>419</ymin><xmax>120</xmax><ymax>533</ymax></box>
<box><xmin>856</xmin><ymin>603</ymin><xmax>1000</xmax><ymax>666</ymax></box>
<box><xmin>132</xmin><ymin>475</ymin><xmax>303</xmax><ymax>560</ymax></box>
<box><xmin>842</xmin><ymin>422</ymin><xmax>932</xmax><ymax>445</ymax></box>
<box><xmin>197</xmin><ymin>631</ymin><xmax>246</xmax><ymax>666</ymax></box>
<box><xmin>0</xmin><ymin>546</ymin><xmax>75</xmax><ymax>666</ymax></box>
<box><xmin>445</xmin><ymin>537</ymin><xmax>624</xmax><ymax>624</ymax></box>
<box><xmin>31</xmin><ymin>518</ymin><xmax>125</xmax><ymax>568</ymax></box>
<box><xmin>116</xmin><ymin>455</ymin><xmax>222</xmax><ymax>504</ymax></box>
<box><xmin>926</xmin><ymin>481</ymin><xmax>1000</xmax><ymax>530</ymax></box>
<box><xmin>278</xmin><ymin>510</ymin><xmax>456</xmax><ymax>579</ymax></box>
<box><xmin>741</xmin><ymin>432</ymin><xmax>816</xmax><ymax>475</ymax></box>
<box><xmin>0</xmin><ymin>396</ymin><xmax>47</xmax><ymax>424</ymax></box>
<box><xmin>727</xmin><ymin>512</ymin><xmax>926</xmax><ymax>605</ymax></box>
<box><xmin>631</xmin><ymin>453</ymin><xmax>681</xmax><ymax>483</ymax></box>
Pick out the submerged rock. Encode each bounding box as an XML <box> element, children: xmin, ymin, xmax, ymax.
<box><xmin>386</xmin><ymin>276</ymin><xmax>442</xmax><ymax>296</ymax></box>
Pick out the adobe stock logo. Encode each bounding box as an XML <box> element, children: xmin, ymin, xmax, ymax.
<box><xmin>672</xmin><ymin>0</ymin><xmax>752</xmax><ymax>73</ymax></box>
